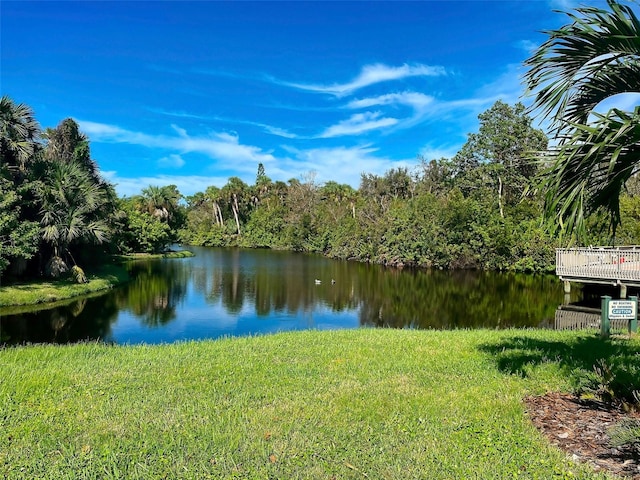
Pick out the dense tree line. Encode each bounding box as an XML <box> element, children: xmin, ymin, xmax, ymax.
<box><xmin>4</xmin><ymin>93</ymin><xmax>640</xmax><ymax>281</ymax></box>
<box><xmin>179</xmin><ymin>101</ymin><xmax>557</xmax><ymax>272</ymax></box>
<box><xmin>0</xmin><ymin>96</ymin><xmax>183</xmax><ymax>281</ymax></box>
<box><xmin>180</xmin><ymin>99</ymin><xmax>640</xmax><ymax>272</ymax></box>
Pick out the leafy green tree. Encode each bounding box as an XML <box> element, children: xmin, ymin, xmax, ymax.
<box><xmin>121</xmin><ymin>201</ymin><xmax>172</xmax><ymax>253</ymax></box>
<box><xmin>319</xmin><ymin>182</ymin><xmax>357</xmax><ymax>221</ymax></box>
<box><xmin>0</xmin><ymin>97</ymin><xmax>42</xmax><ymax>276</ymax></box>
<box><xmin>360</xmin><ymin>168</ymin><xmax>414</xmax><ymax>214</ymax></box>
<box><xmin>284</xmin><ymin>174</ymin><xmax>320</xmax><ymax>251</ymax></box>
<box><xmin>241</xmin><ymin>168</ymin><xmax>289</xmax><ymax>248</ymax></box>
<box><xmin>35</xmin><ymin>119</ymin><xmax>120</xmax><ymax>276</ymax></box>
<box><xmin>179</xmin><ymin>189</ymin><xmax>227</xmax><ymax>247</ymax></box>
<box><xmin>454</xmin><ymin>101</ymin><xmax>547</xmax><ymax>217</ymax></box>
<box><xmin>180</xmin><ymin>183</ymin><xmax>248</xmax><ymax>247</ymax></box>
<box><xmin>251</xmin><ymin>163</ymin><xmax>273</xmax><ymax>208</ymax></box>
<box><xmin>615</xmin><ymin>193</ymin><xmax>640</xmax><ymax>245</ymax></box>
<box><xmin>524</xmin><ymin>0</ymin><xmax>640</xmax><ymax>238</ymax></box>
<box><xmin>126</xmin><ymin>184</ymin><xmax>184</xmax><ymax>247</ymax></box>
<box><xmin>0</xmin><ymin>179</ymin><xmax>39</xmax><ymax>275</ymax></box>
<box><xmin>416</xmin><ymin>156</ymin><xmax>455</xmax><ymax>197</ymax></box>
<box><xmin>242</xmin><ymin>204</ymin><xmax>287</xmax><ymax>248</ymax></box>
<box><xmin>376</xmin><ymin>193</ymin><xmax>437</xmax><ymax>268</ymax></box>
<box><xmin>256</xmin><ymin>162</ymin><xmax>268</xmax><ymax>186</ymax></box>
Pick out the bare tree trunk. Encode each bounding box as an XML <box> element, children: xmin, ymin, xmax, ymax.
<box><xmin>232</xmin><ymin>193</ymin><xmax>241</xmax><ymax>235</ymax></box>
<box><xmin>214</xmin><ymin>202</ymin><xmax>223</xmax><ymax>226</ymax></box>
<box><xmin>498</xmin><ymin>176</ymin><xmax>504</xmax><ymax>219</ymax></box>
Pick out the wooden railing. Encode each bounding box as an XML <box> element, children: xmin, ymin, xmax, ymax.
<box><xmin>554</xmin><ymin>306</ymin><xmax>629</xmax><ymax>331</ymax></box>
<box><xmin>556</xmin><ymin>246</ymin><xmax>640</xmax><ymax>285</ymax></box>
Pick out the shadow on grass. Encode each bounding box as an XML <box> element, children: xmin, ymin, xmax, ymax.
<box><xmin>478</xmin><ymin>333</ymin><xmax>640</xmax><ymax>404</ymax></box>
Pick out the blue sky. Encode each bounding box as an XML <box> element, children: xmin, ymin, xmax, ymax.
<box><xmin>2</xmin><ymin>0</ymin><xmax>613</xmax><ymax>197</ymax></box>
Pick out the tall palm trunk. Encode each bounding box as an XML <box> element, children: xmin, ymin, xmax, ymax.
<box><xmin>232</xmin><ymin>193</ymin><xmax>241</xmax><ymax>235</ymax></box>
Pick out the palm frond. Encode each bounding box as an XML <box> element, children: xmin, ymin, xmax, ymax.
<box><xmin>540</xmin><ymin>106</ymin><xmax>640</xmax><ymax>237</ymax></box>
<box><xmin>0</xmin><ymin>96</ymin><xmax>41</xmax><ymax>171</ymax></box>
<box><xmin>37</xmin><ymin>156</ymin><xmax>113</xmax><ymax>252</ymax></box>
<box><xmin>525</xmin><ymin>0</ymin><xmax>640</xmax><ymax>134</ymax></box>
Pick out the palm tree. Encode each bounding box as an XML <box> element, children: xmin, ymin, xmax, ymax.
<box><xmin>0</xmin><ymin>95</ymin><xmax>41</xmax><ymax>178</ymax></box>
<box><xmin>320</xmin><ymin>181</ymin><xmax>357</xmax><ymax>220</ymax></box>
<box><xmin>38</xmin><ymin>159</ymin><xmax>110</xmax><ymax>276</ymax></box>
<box><xmin>140</xmin><ymin>185</ymin><xmax>181</xmax><ymax>222</ymax></box>
<box><xmin>221</xmin><ymin>177</ymin><xmax>249</xmax><ymax>235</ymax></box>
<box><xmin>205</xmin><ymin>186</ymin><xmax>225</xmax><ymax>227</ymax></box>
<box><xmin>43</xmin><ymin>118</ymin><xmax>101</xmax><ymax>183</ymax></box>
<box><xmin>524</xmin><ymin>0</ymin><xmax>640</xmax><ymax>239</ymax></box>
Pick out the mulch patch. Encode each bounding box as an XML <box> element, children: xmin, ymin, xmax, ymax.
<box><xmin>525</xmin><ymin>392</ymin><xmax>640</xmax><ymax>478</ymax></box>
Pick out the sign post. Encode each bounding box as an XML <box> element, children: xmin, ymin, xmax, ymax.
<box><xmin>601</xmin><ymin>296</ymin><xmax>611</xmax><ymax>338</ymax></box>
<box><xmin>630</xmin><ymin>295</ymin><xmax>638</xmax><ymax>334</ymax></box>
<box><xmin>601</xmin><ymin>295</ymin><xmax>638</xmax><ymax>338</ymax></box>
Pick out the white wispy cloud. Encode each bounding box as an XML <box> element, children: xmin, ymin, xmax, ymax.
<box><xmin>516</xmin><ymin>39</ymin><xmax>539</xmax><ymax>54</ymax></box>
<box><xmin>78</xmin><ymin>120</ymin><xmax>276</xmax><ymax>165</ymax></box>
<box><xmin>281</xmin><ymin>144</ymin><xmax>414</xmax><ymax>187</ymax></box>
<box><xmin>261</xmin><ymin>125</ymin><xmax>299</xmax><ymax>139</ymax></box>
<box><xmin>103</xmin><ymin>142</ymin><xmax>421</xmax><ymax>196</ymax></box>
<box><xmin>475</xmin><ymin>63</ymin><xmax>526</xmax><ymax>107</ymax></box>
<box><xmin>158</xmin><ymin>153</ymin><xmax>185</xmax><ymax>169</ymax></box>
<box><xmin>102</xmin><ymin>171</ymin><xmax>230</xmax><ymax>197</ymax></box>
<box><xmin>547</xmin><ymin>0</ymin><xmax>586</xmax><ymax>10</ymax></box>
<box><xmin>146</xmin><ymin>107</ymin><xmax>208</xmax><ymax>120</ymax></box>
<box><xmin>342</xmin><ymin>91</ymin><xmax>440</xmax><ymax>133</ymax></box>
<box><xmin>346</xmin><ymin>91</ymin><xmax>434</xmax><ymax>110</ymax></box>
<box><xmin>418</xmin><ymin>143</ymin><xmax>461</xmax><ymax>161</ymax></box>
<box><xmin>319</xmin><ymin>112</ymin><xmax>398</xmax><ymax>138</ymax></box>
<box><xmin>593</xmin><ymin>92</ymin><xmax>640</xmax><ymax>114</ymax></box>
<box><xmin>82</xmin><ymin>119</ymin><xmax>419</xmax><ymax>192</ymax></box>
<box><xmin>282</xmin><ymin>63</ymin><xmax>446</xmax><ymax>97</ymax></box>
<box><xmin>300</xmin><ymin>62</ymin><xmax>535</xmax><ymax>146</ymax></box>
<box><xmin>150</xmin><ymin>107</ymin><xmax>300</xmax><ymax>139</ymax></box>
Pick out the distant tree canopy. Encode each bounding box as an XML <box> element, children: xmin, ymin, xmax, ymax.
<box><xmin>181</xmin><ymin>101</ymin><xmax>565</xmax><ymax>272</ymax></box>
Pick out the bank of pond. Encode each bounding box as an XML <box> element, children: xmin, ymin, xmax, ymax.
<box><xmin>0</xmin><ymin>246</ymin><xmax>610</xmax><ymax>346</ymax></box>
<box><xmin>0</xmin><ymin>251</ymin><xmax>194</xmax><ymax>311</ymax></box>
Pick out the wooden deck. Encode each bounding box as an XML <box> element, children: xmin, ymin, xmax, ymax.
<box><xmin>556</xmin><ymin>246</ymin><xmax>640</xmax><ymax>287</ymax></box>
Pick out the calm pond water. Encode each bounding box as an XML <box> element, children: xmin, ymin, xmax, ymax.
<box><xmin>0</xmin><ymin>246</ymin><xmax>579</xmax><ymax>345</ymax></box>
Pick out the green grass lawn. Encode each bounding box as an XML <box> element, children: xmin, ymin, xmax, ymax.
<box><xmin>2</xmin><ymin>328</ymin><xmax>635</xmax><ymax>479</ymax></box>
<box><xmin>0</xmin><ymin>251</ymin><xmax>193</xmax><ymax>309</ymax></box>
<box><xmin>0</xmin><ymin>264</ymin><xmax>129</xmax><ymax>308</ymax></box>
<box><xmin>110</xmin><ymin>250</ymin><xmax>195</xmax><ymax>263</ymax></box>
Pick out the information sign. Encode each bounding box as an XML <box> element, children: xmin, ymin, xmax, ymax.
<box><xmin>608</xmin><ymin>300</ymin><xmax>637</xmax><ymax>320</ymax></box>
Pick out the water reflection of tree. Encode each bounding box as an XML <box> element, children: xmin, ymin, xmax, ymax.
<box><xmin>190</xmin><ymin>248</ymin><xmax>361</xmax><ymax>317</ymax></box>
<box><xmin>0</xmin><ymin>293</ymin><xmax>120</xmax><ymax>345</ymax></box>
<box><xmin>116</xmin><ymin>260</ymin><xmax>188</xmax><ymax>327</ymax></box>
<box><xmin>358</xmin><ymin>269</ymin><xmax>563</xmax><ymax>329</ymax></box>
<box><xmin>168</xmin><ymin>247</ymin><xmax>565</xmax><ymax>330</ymax></box>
